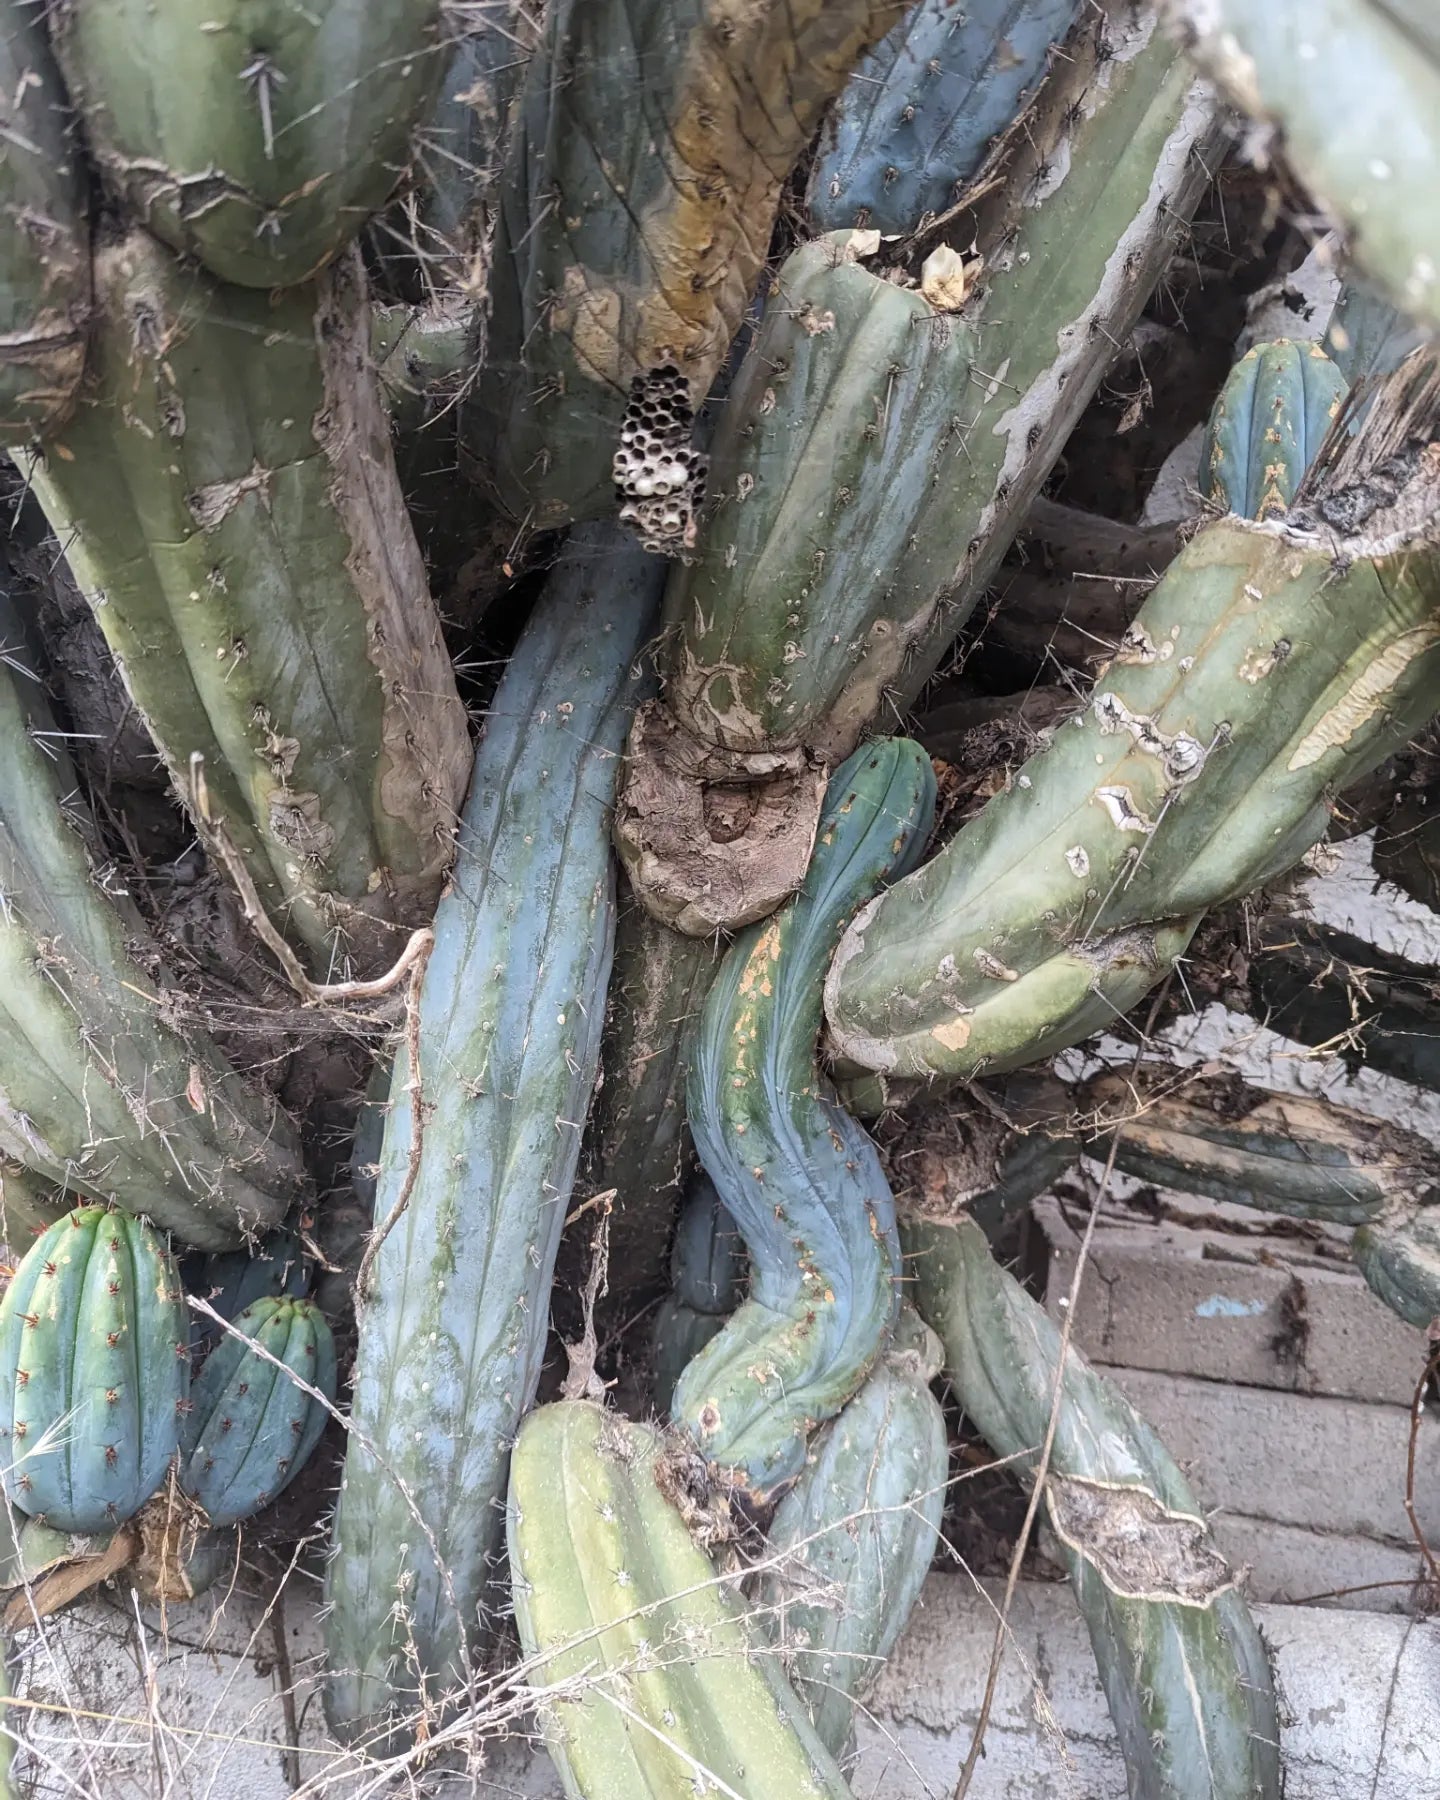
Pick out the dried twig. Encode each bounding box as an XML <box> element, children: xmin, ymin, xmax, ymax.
<box><xmin>354</xmin><ymin>942</ymin><xmax>432</xmax><ymax>1305</ymax></box>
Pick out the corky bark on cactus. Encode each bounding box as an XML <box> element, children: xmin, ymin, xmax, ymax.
<box><xmin>616</xmin><ymin>3</ymin><xmax>1225</xmax><ymax>934</ymax></box>
<box><xmin>23</xmin><ymin>232</ymin><xmax>471</xmax><ymax>980</ymax></box>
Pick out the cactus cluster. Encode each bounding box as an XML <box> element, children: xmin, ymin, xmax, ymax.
<box><xmin>0</xmin><ymin>3</ymin><xmax>1436</xmax><ymax>1795</ymax></box>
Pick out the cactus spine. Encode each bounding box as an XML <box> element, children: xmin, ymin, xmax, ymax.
<box><xmin>671</xmin><ymin>740</ymin><xmax>935</xmax><ymax>1497</ymax></box>
<box><xmin>0</xmin><ymin>599</ymin><xmax>303</xmax><ymax>1249</ymax></box>
<box><xmin>1201</xmin><ymin>339</ymin><xmax>1349</xmax><ymax>520</ymax></box>
<box><xmin>809</xmin><ymin>0</ymin><xmax>1083</xmax><ymax>235</ymax></box>
<box><xmin>51</xmin><ymin>1</ymin><xmax>449</xmax><ymax>289</ymax></box>
<box><xmin>618</xmin><ymin>10</ymin><xmax>1224</xmax><ymax>932</ymax></box>
<box><xmin>0</xmin><ymin>2</ymin><xmax>89</xmax><ymax>440</ymax></box>
<box><xmin>25</xmin><ymin>232</ymin><xmax>470</xmax><ymax>977</ymax></box>
<box><xmin>758</xmin><ymin>1307</ymin><xmax>947</xmax><ymax>1756</ymax></box>
<box><xmin>324</xmin><ymin>530</ymin><xmax>661</xmax><ymax>1750</ymax></box>
<box><xmin>180</xmin><ymin>1297</ymin><xmax>336</xmax><ymax>1527</ymax></box>
<box><xmin>826</xmin><ymin>368</ymin><xmax>1440</xmax><ymax>1083</ymax></box>
<box><xmin>0</xmin><ymin>1207</ymin><xmax>189</xmax><ymax>1533</ymax></box>
<box><xmin>908</xmin><ymin>1213</ymin><xmax>1282</xmax><ymax>1800</ymax></box>
<box><xmin>508</xmin><ymin>1400</ymin><xmax>855</xmax><ymax>1800</ymax></box>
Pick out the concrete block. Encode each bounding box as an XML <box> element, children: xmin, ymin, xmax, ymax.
<box><xmin>851</xmin><ymin>1573</ymin><xmax>1440</xmax><ymax>1800</ymax></box>
<box><xmin>1211</xmin><ymin>1514</ymin><xmax>1427</xmax><ymax>1614</ymax></box>
<box><xmin>1036</xmin><ymin>1194</ymin><xmax>1430</xmax><ymax>1406</ymax></box>
<box><xmin>1105</xmin><ymin>1364</ymin><xmax>1440</xmax><ymax>1546</ymax></box>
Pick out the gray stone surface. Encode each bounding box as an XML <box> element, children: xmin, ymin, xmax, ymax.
<box><xmin>1106</xmin><ymin>1364</ymin><xmax>1440</xmax><ymax>1546</ymax></box>
<box><xmin>1037</xmin><ymin>1195</ymin><xmax>1430</xmax><ymax>1407</ymax></box>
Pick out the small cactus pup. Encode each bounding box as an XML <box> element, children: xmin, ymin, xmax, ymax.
<box><xmin>51</xmin><ymin>1</ymin><xmax>450</xmax><ymax>288</ymax></box>
<box><xmin>825</xmin><ymin>352</ymin><xmax>1440</xmax><ymax>1085</ymax></box>
<box><xmin>183</xmin><ymin>1227</ymin><xmax>308</xmax><ymax>1358</ymax></box>
<box><xmin>23</xmin><ymin>229</ymin><xmax>471</xmax><ymax>980</ymax></box>
<box><xmin>508</xmin><ymin>1401</ymin><xmax>855</xmax><ymax>1800</ymax></box>
<box><xmin>0</xmin><ymin>0</ymin><xmax>90</xmax><ymax>440</ymax></box>
<box><xmin>617</xmin><ymin>12</ymin><xmax>1224</xmax><ymax>935</ymax></box>
<box><xmin>324</xmin><ymin>528</ymin><xmax>661</xmax><ymax>1752</ymax></box>
<box><xmin>1167</xmin><ymin>0</ymin><xmax>1440</xmax><ymax>331</ymax></box>
<box><xmin>809</xmin><ymin>0</ymin><xmax>1083</xmax><ymax>234</ymax></box>
<box><xmin>0</xmin><ymin>1207</ymin><xmax>189</xmax><ymax>1534</ymax></box>
<box><xmin>671</xmin><ymin>739</ymin><xmax>936</xmax><ymax>1498</ymax></box>
<box><xmin>907</xmin><ymin>1213</ymin><xmax>1282</xmax><ymax>1800</ymax></box>
<box><xmin>757</xmin><ymin>1306</ymin><xmax>947</xmax><ymax>1757</ymax></box>
<box><xmin>1200</xmin><ymin>339</ymin><xmax>1349</xmax><ymax>520</ymax></box>
<box><xmin>465</xmin><ymin>0</ymin><xmax>910</xmax><ymax>533</ymax></box>
<box><xmin>180</xmin><ymin>1298</ymin><xmax>336</xmax><ymax>1529</ymax></box>
<box><xmin>1081</xmin><ymin>1065</ymin><xmax>1440</xmax><ymax>1227</ymax></box>
<box><xmin>650</xmin><ymin>1175</ymin><xmax>746</xmax><ymax>1413</ymax></box>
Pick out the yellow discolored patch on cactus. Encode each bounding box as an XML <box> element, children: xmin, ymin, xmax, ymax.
<box><xmin>1289</xmin><ymin>622</ymin><xmax>1440</xmax><ymax>770</ymax></box>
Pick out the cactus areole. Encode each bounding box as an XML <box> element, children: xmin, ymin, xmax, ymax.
<box><xmin>0</xmin><ymin>1207</ymin><xmax>189</xmax><ymax>1534</ymax></box>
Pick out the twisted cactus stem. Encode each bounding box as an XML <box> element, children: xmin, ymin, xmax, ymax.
<box><xmin>671</xmin><ymin>740</ymin><xmax>936</xmax><ymax>1498</ymax></box>
<box><xmin>0</xmin><ymin>2</ymin><xmax>90</xmax><ymax>441</ymax></box>
<box><xmin>825</xmin><ymin>354</ymin><xmax>1440</xmax><ymax>1083</ymax></box>
<box><xmin>1166</xmin><ymin>0</ymin><xmax>1440</xmax><ymax>331</ymax></box>
<box><xmin>23</xmin><ymin>232</ymin><xmax>471</xmax><ymax>979</ymax></box>
<box><xmin>0</xmin><ymin>600</ymin><xmax>304</xmax><ymax>1249</ymax></box>
<box><xmin>324</xmin><ymin>528</ymin><xmax>661</xmax><ymax>1753</ymax></box>
<box><xmin>51</xmin><ymin>0</ymin><xmax>451</xmax><ymax>289</ymax></box>
<box><xmin>756</xmin><ymin>1306</ymin><xmax>947</xmax><ymax>1757</ymax></box>
<box><xmin>1080</xmin><ymin>1063</ymin><xmax>1440</xmax><ymax>1226</ymax></box>
<box><xmin>617</xmin><ymin>6</ymin><xmax>1224</xmax><ymax>933</ymax></box>
<box><xmin>465</xmin><ymin>0</ymin><xmax>910</xmax><ymax>533</ymax></box>
<box><xmin>507</xmin><ymin>1400</ymin><xmax>855</xmax><ymax>1800</ymax></box>
<box><xmin>907</xmin><ymin>1212</ymin><xmax>1282</xmax><ymax>1800</ymax></box>
<box><xmin>808</xmin><ymin>0</ymin><xmax>1083</xmax><ymax>235</ymax></box>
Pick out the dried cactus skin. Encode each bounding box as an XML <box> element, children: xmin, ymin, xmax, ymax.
<box><xmin>808</xmin><ymin>0</ymin><xmax>1082</xmax><ymax>235</ymax></box>
<box><xmin>1200</xmin><ymin>340</ymin><xmax>1349</xmax><ymax>521</ymax></box>
<box><xmin>1166</xmin><ymin>0</ymin><xmax>1440</xmax><ymax>332</ymax></box>
<box><xmin>571</xmin><ymin>903</ymin><xmax>723</xmax><ymax>1317</ymax></box>
<box><xmin>671</xmin><ymin>739</ymin><xmax>936</xmax><ymax>1497</ymax></box>
<box><xmin>0</xmin><ymin>1206</ymin><xmax>190</xmax><ymax>1534</ymax></box>
<box><xmin>466</xmin><ymin>0</ymin><xmax>909</xmax><ymax>531</ymax></box>
<box><xmin>618</xmin><ymin>13</ymin><xmax>1222</xmax><ymax>934</ymax></box>
<box><xmin>757</xmin><ymin>1306</ymin><xmax>947</xmax><ymax>1757</ymax></box>
<box><xmin>0</xmin><ymin>599</ymin><xmax>303</xmax><ymax>1250</ymax></box>
<box><xmin>507</xmin><ymin>1400</ymin><xmax>855</xmax><ymax>1800</ymax></box>
<box><xmin>907</xmin><ymin>1213</ymin><xmax>1282</xmax><ymax>1800</ymax></box>
<box><xmin>650</xmin><ymin>1176</ymin><xmax>744</xmax><ymax>1411</ymax></box>
<box><xmin>25</xmin><ymin>231</ymin><xmax>471</xmax><ymax>978</ymax></box>
<box><xmin>324</xmin><ymin>530</ymin><xmax>660</xmax><ymax>1750</ymax></box>
<box><xmin>1353</xmin><ymin>1207</ymin><xmax>1440</xmax><ymax>1329</ymax></box>
<box><xmin>51</xmin><ymin>0</ymin><xmax>449</xmax><ymax>289</ymax></box>
<box><xmin>0</xmin><ymin>2</ymin><xmax>90</xmax><ymax>440</ymax></box>
<box><xmin>826</xmin><ymin>475</ymin><xmax>1440</xmax><ymax>1082</ymax></box>
<box><xmin>180</xmin><ymin>1296</ymin><xmax>335</xmax><ymax>1528</ymax></box>
<box><xmin>1246</xmin><ymin>917</ymin><xmax>1440</xmax><ymax>1095</ymax></box>
<box><xmin>1081</xmin><ymin>1067</ymin><xmax>1440</xmax><ymax>1226</ymax></box>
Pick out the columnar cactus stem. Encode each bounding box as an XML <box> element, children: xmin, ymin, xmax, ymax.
<box><xmin>465</xmin><ymin>0</ymin><xmax>910</xmax><ymax>532</ymax></box>
<box><xmin>671</xmin><ymin>739</ymin><xmax>935</xmax><ymax>1497</ymax></box>
<box><xmin>324</xmin><ymin>528</ymin><xmax>660</xmax><ymax>1751</ymax></box>
<box><xmin>617</xmin><ymin>6</ymin><xmax>1225</xmax><ymax>933</ymax></box>
<box><xmin>826</xmin><ymin>357</ymin><xmax>1440</xmax><ymax>1083</ymax></box>
<box><xmin>650</xmin><ymin>1176</ymin><xmax>745</xmax><ymax>1412</ymax></box>
<box><xmin>0</xmin><ymin>601</ymin><xmax>304</xmax><ymax>1250</ymax></box>
<box><xmin>24</xmin><ymin>232</ymin><xmax>471</xmax><ymax>978</ymax></box>
<box><xmin>51</xmin><ymin>1</ymin><xmax>450</xmax><ymax>288</ymax></box>
<box><xmin>1200</xmin><ymin>340</ymin><xmax>1348</xmax><ymax>520</ymax></box>
<box><xmin>1166</xmin><ymin>0</ymin><xmax>1440</xmax><ymax>331</ymax></box>
<box><xmin>808</xmin><ymin>0</ymin><xmax>1084</xmax><ymax>235</ymax></box>
<box><xmin>908</xmin><ymin>1213</ymin><xmax>1282</xmax><ymax>1800</ymax></box>
<box><xmin>757</xmin><ymin>1307</ymin><xmax>947</xmax><ymax>1756</ymax></box>
<box><xmin>0</xmin><ymin>2</ymin><xmax>90</xmax><ymax>440</ymax></box>
<box><xmin>508</xmin><ymin>1401</ymin><xmax>855</xmax><ymax>1800</ymax></box>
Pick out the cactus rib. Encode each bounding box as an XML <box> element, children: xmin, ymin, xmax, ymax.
<box><xmin>324</xmin><ymin>528</ymin><xmax>661</xmax><ymax>1751</ymax></box>
<box><xmin>671</xmin><ymin>739</ymin><xmax>936</xmax><ymax>1496</ymax></box>
<box><xmin>908</xmin><ymin>1213</ymin><xmax>1282</xmax><ymax>1800</ymax></box>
